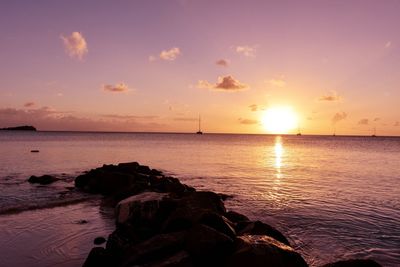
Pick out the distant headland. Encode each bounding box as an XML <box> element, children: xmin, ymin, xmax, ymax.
<box><xmin>0</xmin><ymin>125</ymin><xmax>37</xmax><ymax>131</ymax></box>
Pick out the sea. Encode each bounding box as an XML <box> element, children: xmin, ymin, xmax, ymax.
<box><xmin>0</xmin><ymin>131</ymin><xmax>399</xmax><ymax>267</ymax></box>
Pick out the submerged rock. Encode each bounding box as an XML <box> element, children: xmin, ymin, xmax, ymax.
<box><xmin>28</xmin><ymin>175</ymin><xmax>59</xmax><ymax>185</ymax></box>
<box><xmin>237</xmin><ymin>220</ymin><xmax>290</xmax><ymax>246</ymax></box>
<box><xmin>225</xmin><ymin>235</ymin><xmax>308</xmax><ymax>267</ymax></box>
<box><xmin>322</xmin><ymin>259</ymin><xmax>382</xmax><ymax>267</ymax></box>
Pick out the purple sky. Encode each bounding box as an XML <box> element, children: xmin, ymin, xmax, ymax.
<box><xmin>1</xmin><ymin>0</ymin><xmax>399</xmax><ymax>135</ymax></box>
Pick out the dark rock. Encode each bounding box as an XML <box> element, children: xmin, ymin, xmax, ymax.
<box><xmin>225</xmin><ymin>211</ymin><xmax>250</xmax><ymax>223</ymax></box>
<box><xmin>184</xmin><ymin>224</ymin><xmax>234</xmax><ymax>264</ymax></box>
<box><xmin>163</xmin><ymin>191</ymin><xmax>226</xmax><ymax>232</ymax></box>
<box><xmin>30</xmin><ymin>150</ymin><xmax>39</xmax><ymax>153</ymax></box>
<box><xmin>117</xmin><ymin>162</ymin><xmax>139</xmax><ymax>173</ymax></box>
<box><xmin>237</xmin><ymin>220</ymin><xmax>290</xmax><ymax>246</ymax></box>
<box><xmin>150</xmin><ymin>169</ymin><xmax>163</xmax><ymax>176</ymax></box>
<box><xmin>76</xmin><ymin>219</ymin><xmax>88</xmax><ymax>224</ymax></box>
<box><xmin>28</xmin><ymin>175</ymin><xmax>59</xmax><ymax>185</ymax></box>
<box><xmin>0</xmin><ymin>125</ymin><xmax>36</xmax><ymax>131</ymax></box>
<box><xmin>322</xmin><ymin>259</ymin><xmax>382</xmax><ymax>267</ymax></box>
<box><xmin>143</xmin><ymin>250</ymin><xmax>193</xmax><ymax>267</ymax></box>
<box><xmin>225</xmin><ymin>235</ymin><xmax>308</xmax><ymax>267</ymax></box>
<box><xmin>94</xmin><ymin>236</ymin><xmax>107</xmax><ymax>245</ymax></box>
<box><xmin>218</xmin><ymin>193</ymin><xmax>233</xmax><ymax>200</ymax></box>
<box><xmin>198</xmin><ymin>212</ymin><xmax>236</xmax><ymax>239</ymax></box>
<box><xmin>115</xmin><ymin>191</ymin><xmax>171</xmax><ymax>225</ymax></box>
<box><xmin>82</xmin><ymin>247</ymin><xmax>110</xmax><ymax>267</ymax></box>
<box><xmin>137</xmin><ymin>164</ymin><xmax>151</xmax><ymax>174</ymax></box>
<box><xmin>121</xmin><ymin>231</ymin><xmax>186</xmax><ymax>266</ymax></box>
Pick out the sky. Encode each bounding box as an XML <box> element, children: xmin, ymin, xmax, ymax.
<box><xmin>0</xmin><ymin>0</ymin><xmax>400</xmax><ymax>135</ymax></box>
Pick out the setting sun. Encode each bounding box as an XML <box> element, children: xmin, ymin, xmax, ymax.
<box><xmin>261</xmin><ymin>106</ymin><xmax>298</xmax><ymax>134</ymax></box>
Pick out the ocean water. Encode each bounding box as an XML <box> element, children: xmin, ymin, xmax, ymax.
<box><xmin>0</xmin><ymin>131</ymin><xmax>399</xmax><ymax>266</ymax></box>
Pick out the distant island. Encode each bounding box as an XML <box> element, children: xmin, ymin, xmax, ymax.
<box><xmin>0</xmin><ymin>125</ymin><xmax>37</xmax><ymax>131</ymax></box>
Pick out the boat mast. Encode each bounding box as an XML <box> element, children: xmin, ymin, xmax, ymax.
<box><xmin>198</xmin><ymin>115</ymin><xmax>201</xmax><ymax>132</ymax></box>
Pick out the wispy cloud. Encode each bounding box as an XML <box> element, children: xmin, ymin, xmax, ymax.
<box><xmin>373</xmin><ymin>117</ymin><xmax>380</xmax><ymax>122</ymax></box>
<box><xmin>238</xmin><ymin>118</ymin><xmax>258</xmax><ymax>125</ymax></box>
<box><xmin>394</xmin><ymin>121</ymin><xmax>400</xmax><ymax>127</ymax></box>
<box><xmin>268</xmin><ymin>78</ymin><xmax>286</xmax><ymax>88</ymax></box>
<box><xmin>319</xmin><ymin>91</ymin><xmax>341</xmax><ymax>102</ymax></box>
<box><xmin>358</xmin><ymin>118</ymin><xmax>369</xmax><ymax>125</ymax></box>
<box><xmin>332</xmin><ymin>112</ymin><xmax>347</xmax><ymax>124</ymax></box>
<box><xmin>216</xmin><ymin>59</ymin><xmax>229</xmax><ymax>67</ymax></box>
<box><xmin>235</xmin><ymin>45</ymin><xmax>256</xmax><ymax>57</ymax></box>
<box><xmin>248</xmin><ymin>104</ymin><xmax>265</xmax><ymax>112</ymax></box>
<box><xmin>385</xmin><ymin>41</ymin><xmax>392</xmax><ymax>48</ymax></box>
<box><xmin>159</xmin><ymin>47</ymin><xmax>181</xmax><ymax>61</ymax></box>
<box><xmin>198</xmin><ymin>75</ymin><xmax>248</xmax><ymax>92</ymax></box>
<box><xmin>60</xmin><ymin>32</ymin><xmax>88</xmax><ymax>60</ymax></box>
<box><xmin>102</xmin><ymin>83</ymin><xmax>130</xmax><ymax>93</ymax></box>
<box><xmin>23</xmin><ymin>102</ymin><xmax>35</xmax><ymax>108</ymax></box>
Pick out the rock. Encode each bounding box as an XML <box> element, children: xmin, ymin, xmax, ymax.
<box><xmin>225</xmin><ymin>235</ymin><xmax>308</xmax><ymax>267</ymax></box>
<box><xmin>82</xmin><ymin>247</ymin><xmax>110</xmax><ymax>267</ymax></box>
<box><xmin>184</xmin><ymin>224</ymin><xmax>234</xmax><ymax>264</ymax></box>
<box><xmin>237</xmin><ymin>220</ymin><xmax>290</xmax><ymax>246</ymax></box>
<box><xmin>143</xmin><ymin>250</ymin><xmax>193</xmax><ymax>267</ymax></box>
<box><xmin>225</xmin><ymin>211</ymin><xmax>250</xmax><ymax>223</ymax></box>
<box><xmin>137</xmin><ymin>164</ymin><xmax>151</xmax><ymax>174</ymax></box>
<box><xmin>28</xmin><ymin>175</ymin><xmax>59</xmax><ymax>185</ymax></box>
<box><xmin>117</xmin><ymin>162</ymin><xmax>139</xmax><ymax>173</ymax></box>
<box><xmin>121</xmin><ymin>231</ymin><xmax>186</xmax><ymax>266</ymax></box>
<box><xmin>198</xmin><ymin>212</ymin><xmax>236</xmax><ymax>239</ymax></box>
<box><xmin>322</xmin><ymin>259</ymin><xmax>382</xmax><ymax>267</ymax></box>
<box><xmin>76</xmin><ymin>219</ymin><xmax>88</xmax><ymax>224</ymax></box>
<box><xmin>94</xmin><ymin>236</ymin><xmax>107</xmax><ymax>245</ymax></box>
<box><xmin>163</xmin><ymin>191</ymin><xmax>226</xmax><ymax>232</ymax></box>
<box><xmin>115</xmin><ymin>191</ymin><xmax>171</xmax><ymax>225</ymax></box>
<box><xmin>30</xmin><ymin>150</ymin><xmax>39</xmax><ymax>153</ymax></box>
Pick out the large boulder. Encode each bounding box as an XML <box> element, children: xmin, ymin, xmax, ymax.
<box><xmin>198</xmin><ymin>212</ymin><xmax>236</xmax><ymax>239</ymax></box>
<box><xmin>163</xmin><ymin>191</ymin><xmax>226</xmax><ymax>232</ymax></box>
<box><xmin>237</xmin><ymin>220</ymin><xmax>290</xmax><ymax>246</ymax></box>
<box><xmin>28</xmin><ymin>175</ymin><xmax>59</xmax><ymax>185</ymax></box>
<box><xmin>224</xmin><ymin>211</ymin><xmax>250</xmax><ymax>223</ymax></box>
<box><xmin>115</xmin><ymin>191</ymin><xmax>172</xmax><ymax>225</ymax></box>
<box><xmin>322</xmin><ymin>259</ymin><xmax>382</xmax><ymax>267</ymax></box>
<box><xmin>82</xmin><ymin>247</ymin><xmax>110</xmax><ymax>267</ymax></box>
<box><xmin>184</xmin><ymin>224</ymin><xmax>234</xmax><ymax>264</ymax></box>
<box><xmin>143</xmin><ymin>250</ymin><xmax>193</xmax><ymax>267</ymax></box>
<box><xmin>225</xmin><ymin>235</ymin><xmax>308</xmax><ymax>267</ymax></box>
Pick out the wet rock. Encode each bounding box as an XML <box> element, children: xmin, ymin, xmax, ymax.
<box><xmin>237</xmin><ymin>220</ymin><xmax>290</xmax><ymax>246</ymax></box>
<box><xmin>225</xmin><ymin>210</ymin><xmax>250</xmax><ymax>223</ymax></box>
<box><xmin>225</xmin><ymin>235</ymin><xmax>308</xmax><ymax>267</ymax></box>
<box><xmin>143</xmin><ymin>250</ymin><xmax>193</xmax><ymax>267</ymax></box>
<box><xmin>121</xmin><ymin>231</ymin><xmax>186</xmax><ymax>266</ymax></box>
<box><xmin>76</xmin><ymin>219</ymin><xmax>88</xmax><ymax>224</ymax></box>
<box><xmin>94</xmin><ymin>236</ymin><xmax>107</xmax><ymax>245</ymax></box>
<box><xmin>115</xmin><ymin>191</ymin><xmax>171</xmax><ymax>225</ymax></box>
<box><xmin>184</xmin><ymin>224</ymin><xmax>234</xmax><ymax>264</ymax></box>
<box><xmin>198</xmin><ymin>212</ymin><xmax>236</xmax><ymax>239</ymax></box>
<box><xmin>30</xmin><ymin>149</ymin><xmax>39</xmax><ymax>153</ymax></box>
<box><xmin>82</xmin><ymin>247</ymin><xmax>110</xmax><ymax>267</ymax></box>
<box><xmin>28</xmin><ymin>175</ymin><xmax>59</xmax><ymax>185</ymax></box>
<box><xmin>322</xmin><ymin>259</ymin><xmax>382</xmax><ymax>267</ymax></box>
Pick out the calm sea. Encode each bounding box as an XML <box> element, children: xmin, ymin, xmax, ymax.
<box><xmin>0</xmin><ymin>131</ymin><xmax>399</xmax><ymax>266</ymax></box>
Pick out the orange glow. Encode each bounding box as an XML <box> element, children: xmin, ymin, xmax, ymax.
<box><xmin>261</xmin><ymin>106</ymin><xmax>298</xmax><ymax>134</ymax></box>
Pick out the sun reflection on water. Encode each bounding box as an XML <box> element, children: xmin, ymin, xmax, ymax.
<box><xmin>274</xmin><ymin>136</ymin><xmax>284</xmax><ymax>179</ymax></box>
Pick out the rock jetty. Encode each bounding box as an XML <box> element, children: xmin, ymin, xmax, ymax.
<box><xmin>0</xmin><ymin>125</ymin><xmax>37</xmax><ymax>131</ymax></box>
<box><xmin>72</xmin><ymin>162</ymin><xmax>381</xmax><ymax>267</ymax></box>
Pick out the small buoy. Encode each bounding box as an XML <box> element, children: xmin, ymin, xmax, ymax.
<box><xmin>31</xmin><ymin>150</ymin><xmax>40</xmax><ymax>153</ymax></box>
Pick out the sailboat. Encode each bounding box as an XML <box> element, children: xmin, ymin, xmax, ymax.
<box><xmin>296</xmin><ymin>126</ymin><xmax>302</xmax><ymax>136</ymax></box>
<box><xmin>196</xmin><ymin>115</ymin><xmax>203</xmax><ymax>135</ymax></box>
<box><xmin>371</xmin><ymin>127</ymin><xmax>376</xmax><ymax>137</ymax></box>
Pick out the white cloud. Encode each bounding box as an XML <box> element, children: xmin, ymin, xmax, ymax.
<box><xmin>235</xmin><ymin>45</ymin><xmax>256</xmax><ymax>57</ymax></box>
<box><xmin>197</xmin><ymin>75</ymin><xmax>248</xmax><ymax>92</ymax></box>
<box><xmin>60</xmin><ymin>32</ymin><xmax>88</xmax><ymax>60</ymax></box>
<box><xmin>159</xmin><ymin>47</ymin><xmax>181</xmax><ymax>61</ymax></box>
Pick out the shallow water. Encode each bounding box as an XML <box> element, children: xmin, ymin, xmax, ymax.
<box><xmin>0</xmin><ymin>131</ymin><xmax>399</xmax><ymax>266</ymax></box>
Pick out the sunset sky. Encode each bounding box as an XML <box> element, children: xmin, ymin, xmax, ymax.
<box><xmin>1</xmin><ymin>0</ymin><xmax>400</xmax><ymax>135</ymax></box>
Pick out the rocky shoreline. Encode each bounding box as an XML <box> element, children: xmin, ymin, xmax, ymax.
<box><xmin>34</xmin><ymin>162</ymin><xmax>383</xmax><ymax>267</ymax></box>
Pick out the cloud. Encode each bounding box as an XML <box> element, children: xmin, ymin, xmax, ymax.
<box><xmin>332</xmin><ymin>112</ymin><xmax>347</xmax><ymax>124</ymax></box>
<box><xmin>358</xmin><ymin>118</ymin><xmax>369</xmax><ymax>125</ymax></box>
<box><xmin>268</xmin><ymin>78</ymin><xmax>286</xmax><ymax>88</ymax></box>
<box><xmin>216</xmin><ymin>59</ymin><xmax>229</xmax><ymax>67</ymax></box>
<box><xmin>60</xmin><ymin>32</ymin><xmax>88</xmax><ymax>60</ymax></box>
<box><xmin>102</xmin><ymin>83</ymin><xmax>130</xmax><ymax>93</ymax></box>
<box><xmin>319</xmin><ymin>91</ymin><xmax>341</xmax><ymax>102</ymax></box>
<box><xmin>385</xmin><ymin>41</ymin><xmax>392</xmax><ymax>48</ymax></box>
<box><xmin>148</xmin><ymin>55</ymin><xmax>157</xmax><ymax>62</ymax></box>
<box><xmin>197</xmin><ymin>75</ymin><xmax>248</xmax><ymax>91</ymax></box>
<box><xmin>238</xmin><ymin>118</ymin><xmax>258</xmax><ymax>125</ymax></box>
<box><xmin>248</xmin><ymin>104</ymin><xmax>266</xmax><ymax>112</ymax></box>
<box><xmin>373</xmin><ymin>117</ymin><xmax>380</xmax><ymax>122</ymax></box>
<box><xmin>101</xmin><ymin>114</ymin><xmax>158</xmax><ymax>120</ymax></box>
<box><xmin>235</xmin><ymin>45</ymin><xmax>256</xmax><ymax>57</ymax></box>
<box><xmin>394</xmin><ymin>121</ymin><xmax>400</xmax><ymax>127</ymax></box>
<box><xmin>24</xmin><ymin>102</ymin><xmax>35</xmax><ymax>108</ymax></box>
<box><xmin>159</xmin><ymin>47</ymin><xmax>181</xmax><ymax>61</ymax></box>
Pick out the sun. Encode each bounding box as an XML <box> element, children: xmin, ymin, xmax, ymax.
<box><xmin>261</xmin><ymin>106</ymin><xmax>298</xmax><ymax>134</ymax></box>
